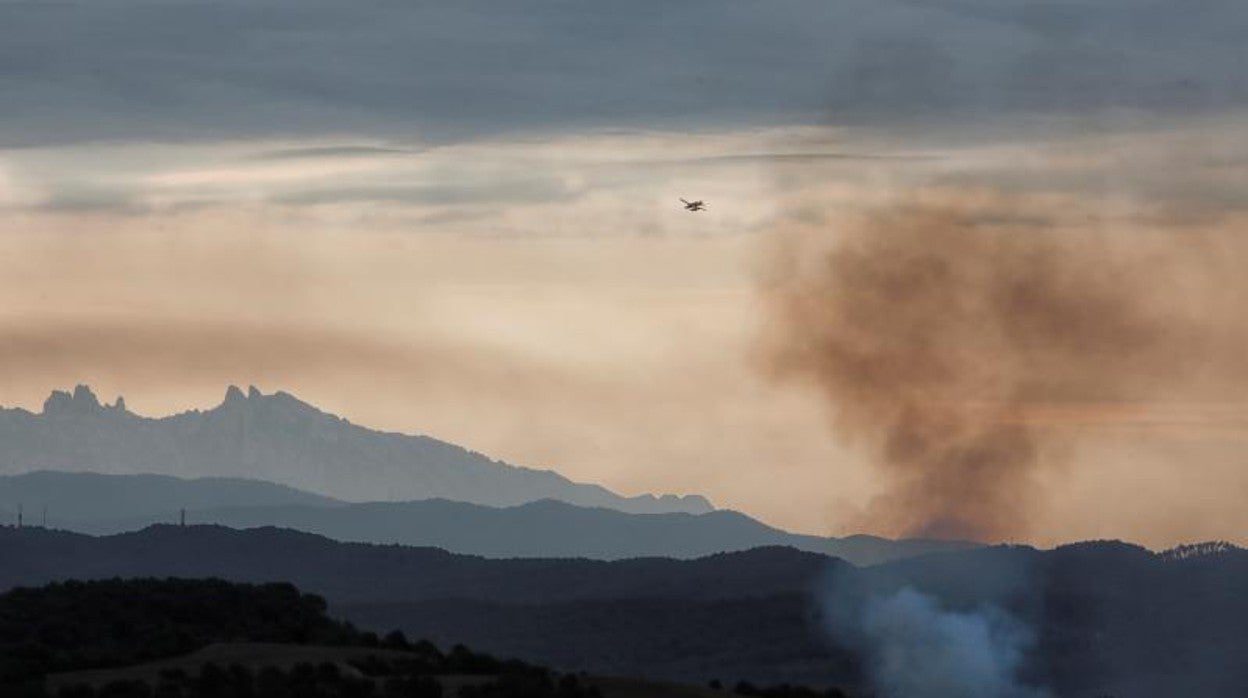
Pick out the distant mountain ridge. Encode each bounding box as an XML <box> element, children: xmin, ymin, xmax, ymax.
<box><xmin>0</xmin><ymin>471</ymin><xmax>971</xmax><ymax>565</ymax></box>
<box><xmin>0</xmin><ymin>471</ymin><xmax>340</xmax><ymax>523</ymax></box>
<box><xmin>0</xmin><ymin>385</ymin><xmax>712</xmax><ymax>514</ymax></box>
<box><xmin>0</xmin><ymin>524</ymin><xmax>836</xmax><ymax>606</ymax></box>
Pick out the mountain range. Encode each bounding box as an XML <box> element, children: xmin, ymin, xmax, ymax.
<box><xmin>0</xmin><ymin>385</ymin><xmax>711</xmax><ymax>514</ymax></box>
<box><xmin>0</xmin><ymin>471</ymin><xmax>970</xmax><ymax>565</ymax></box>
<box><xmin>1</xmin><ymin>524</ymin><xmax>1244</xmax><ymax>697</ymax></box>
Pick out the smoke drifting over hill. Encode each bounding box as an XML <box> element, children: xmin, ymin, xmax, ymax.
<box><xmin>760</xmin><ymin>188</ymin><xmax>1248</xmax><ymax>541</ymax></box>
<box><xmin>856</xmin><ymin>587</ymin><xmax>1047</xmax><ymax>698</ymax></box>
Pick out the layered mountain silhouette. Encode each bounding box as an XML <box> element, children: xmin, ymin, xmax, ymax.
<box><xmin>0</xmin><ymin>385</ymin><xmax>711</xmax><ymax>514</ymax></box>
<box><xmin>0</xmin><ymin>471</ymin><xmax>969</xmax><ymax>565</ymax></box>
<box><xmin>0</xmin><ymin>524</ymin><xmax>1244</xmax><ymax>697</ymax></box>
<box><xmin>0</xmin><ymin>471</ymin><xmax>339</xmax><ymax>522</ymax></box>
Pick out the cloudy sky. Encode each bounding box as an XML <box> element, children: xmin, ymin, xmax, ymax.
<box><xmin>3</xmin><ymin>0</ymin><xmax>1247</xmax><ymax>547</ymax></box>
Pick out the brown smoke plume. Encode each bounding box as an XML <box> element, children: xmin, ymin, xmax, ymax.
<box><xmin>759</xmin><ymin>189</ymin><xmax>1248</xmax><ymax>541</ymax></box>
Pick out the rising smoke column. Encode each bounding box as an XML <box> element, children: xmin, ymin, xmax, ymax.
<box><xmin>759</xmin><ymin>190</ymin><xmax>1246</xmax><ymax>541</ymax></box>
<box><xmin>856</xmin><ymin>587</ymin><xmax>1048</xmax><ymax>698</ymax></box>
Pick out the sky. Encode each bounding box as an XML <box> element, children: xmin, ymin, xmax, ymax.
<box><xmin>2</xmin><ymin>0</ymin><xmax>1247</xmax><ymax>548</ymax></box>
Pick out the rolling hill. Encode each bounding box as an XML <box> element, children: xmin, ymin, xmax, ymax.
<box><xmin>0</xmin><ymin>470</ymin><xmax>340</xmax><ymax>523</ymax></box>
<box><xmin>0</xmin><ymin>524</ymin><xmax>1243</xmax><ymax>696</ymax></box>
<box><xmin>0</xmin><ymin>471</ymin><xmax>971</xmax><ymax>565</ymax></box>
<box><xmin>4</xmin><ymin>578</ymin><xmax>690</xmax><ymax>698</ymax></box>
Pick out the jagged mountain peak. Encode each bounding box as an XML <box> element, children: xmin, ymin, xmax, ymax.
<box><xmin>40</xmin><ymin>386</ymin><xmax>134</xmax><ymax>417</ymax></box>
<box><xmin>212</xmin><ymin>384</ymin><xmax>325</xmax><ymax>415</ymax></box>
<box><xmin>221</xmin><ymin>384</ymin><xmax>275</xmax><ymax>405</ymax></box>
<box><xmin>4</xmin><ymin>385</ymin><xmax>714</xmax><ymax>515</ymax></box>
<box><xmin>43</xmin><ymin>384</ymin><xmax>103</xmax><ymax>416</ymax></box>
<box><xmin>222</xmin><ymin>385</ymin><xmax>246</xmax><ymax>405</ymax></box>
<box><xmin>43</xmin><ymin>385</ymin><xmax>94</xmax><ymax>413</ymax></box>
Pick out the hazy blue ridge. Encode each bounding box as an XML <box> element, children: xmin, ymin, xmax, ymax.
<box><xmin>0</xmin><ymin>470</ymin><xmax>971</xmax><ymax>566</ymax></box>
<box><xmin>0</xmin><ymin>385</ymin><xmax>712</xmax><ymax>515</ymax></box>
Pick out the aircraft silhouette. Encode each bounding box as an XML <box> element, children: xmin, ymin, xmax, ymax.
<box><xmin>680</xmin><ymin>198</ymin><xmax>707</xmax><ymax>212</ymax></box>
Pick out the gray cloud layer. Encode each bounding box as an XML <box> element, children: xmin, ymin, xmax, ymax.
<box><xmin>1</xmin><ymin>0</ymin><xmax>1245</xmax><ymax>146</ymax></box>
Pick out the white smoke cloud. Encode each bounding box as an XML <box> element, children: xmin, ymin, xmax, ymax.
<box><xmin>839</xmin><ymin>587</ymin><xmax>1049</xmax><ymax>698</ymax></box>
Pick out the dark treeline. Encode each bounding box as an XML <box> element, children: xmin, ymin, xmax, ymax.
<box><xmin>50</xmin><ymin>657</ymin><xmax>602</xmax><ymax>698</ymax></box>
<box><xmin>0</xmin><ymin>578</ymin><xmax>854</xmax><ymax>698</ymax></box>
<box><xmin>0</xmin><ymin>578</ymin><xmax>357</xmax><ymax>685</ymax></box>
<box><xmin>0</xmin><ymin>578</ymin><xmax>572</xmax><ymax>696</ymax></box>
<box><xmin>49</xmin><ymin>669</ymin><xmax>852</xmax><ymax>698</ymax></box>
<box><xmin>726</xmin><ymin>681</ymin><xmax>847</xmax><ymax>698</ymax></box>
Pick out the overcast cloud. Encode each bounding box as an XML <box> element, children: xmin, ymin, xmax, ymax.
<box><xmin>1</xmin><ymin>0</ymin><xmax>1245</xmax><ymax>147</ymax></box>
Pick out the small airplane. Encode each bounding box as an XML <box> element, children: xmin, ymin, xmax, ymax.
<box><xmin>680</xmin><ymin>198</ymin><xmax>707</xmax><ymax>212</ymax></box>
